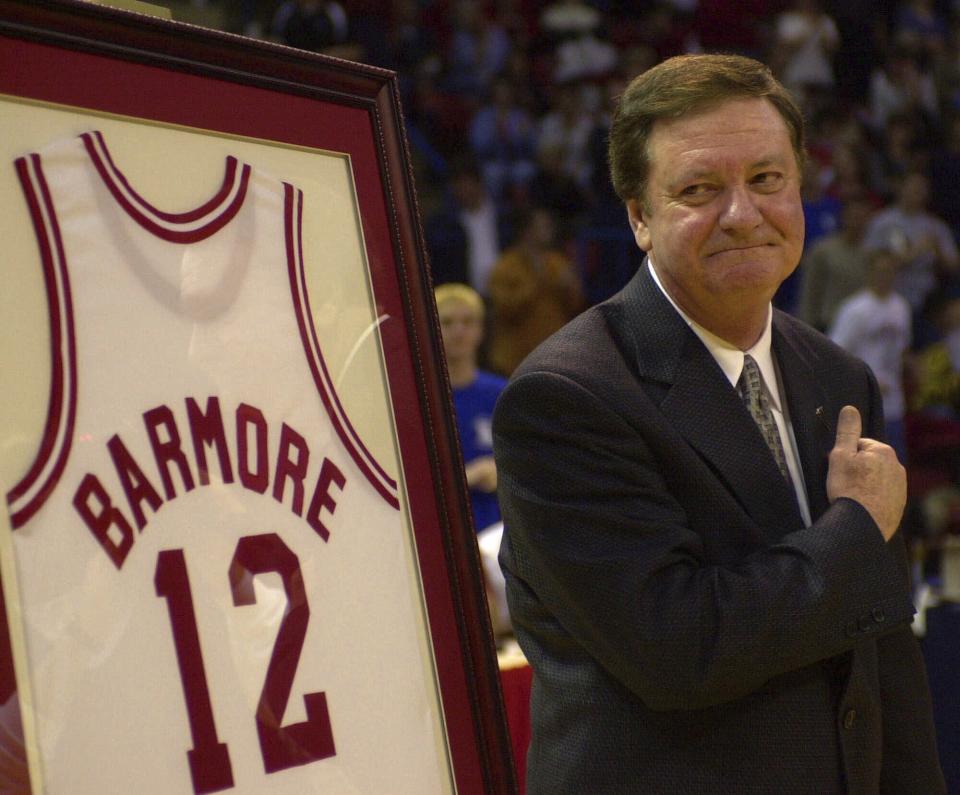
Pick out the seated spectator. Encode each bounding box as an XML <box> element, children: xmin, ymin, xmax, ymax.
<box><xmin>469</xmin><ymin>79</ymin><xmax>538</xmax><ymax>204</ymax></box>
<box><xmin>912</xmin><ymin>294</ymin><xmax>960</xmax><ymax>418</ymax></box>
<box><xmin>537</xmin><ymin>0</ymin><xmax>616</xmax><ymax>85</ymax></box>
<box><xmin>487</xmin><ymin>207</ymin><xmax>584</xmax><ymax>375</ymax></box>
<box><xmin>405</xmin><ymin>66</ymin><xmax>473</xmax><ymax>168</ymax></box>
<box><xmin>552</xmin><ymin>32</ymin><xmax>618</xmax><ymax>85</ymax></box>
<box><xmin>615</xmin><ymin>3</ymin><xmax>689</xmax><ymax>62</ymax></box>
<box><xmin>385</xmin><ymin>0</ymin><xmax>438</xmax><ymax>91</ymax></box>
<box><xmin>867</xmin><ymin>44</ymin><xmax>939</xmax><ymax>134</ymax></box>
<box><xmin>809</xmin><ymin>109</ymin><xmax>886</xmax><ymax>206</ymax></box>
<box><xmin>271</xmin><ymin>0</ymin><xmax>363</xmax><ymax>60</ymax></box>
<box><xmin>893</xmin><ymin>0</ymin><xmax>948</xmax><ymax>63</ymax></box>
<box><xmin>539</xmin><ymin>0</ymin><xmax>602</xmax><ymax>44</ymax></box>
<box><xmin>801</xmin><ymin>156</ymin><xmax>842</xmax><ymax>245</ymax></box>
<box><xmin>904</xmin><ymin>293</ymin><xmax>960</xmax><ymax>519</ymax></box>
<box><xmin>821</xmin><ymin>141</ymin><xmax>884</xmax><ymax>207</ymax></box>
<box><xmin>424</xmin><ymin>162</ymin><xmax>510</xmax><ymax>295</ymax></box>
<box><xmin>874</xmin><ymin>112</ymin><xmax>930</xmax><ymax>202</ymax></box>
<box><xmin>863</xmin><ymin>170</ymin><xmax>959</xmax><ymax>322</ymax></box>
<box><xmin>435</xmin><ymin>284</ymin><xmax>507</xmax><ymax>534</ymax></box>
<box><xmin>444</xmin><ymin>0</ymin><xmax>511</xmax><ymax>98</ymax></box>
<box><xmin>798</xmin><ymin>194</ymin><xmax>874</xmax><ymax>332</ymax></box>
<box><xmin>536</xmin><ymin>84</ymin><xmax>597</xmax><ymax>195</ymax></box>
<box><xmin>830</xmin><ymin>248</ymin><xmax>912</xmax><ymax>461</ymax></box>
<box><xmin>771</xmin><ymin>0</ymin><xmax>839</xmax><ymax>109</ymax></box>
<box><xmin>779</xmin><ymin>156</ymin><xmax>841</xmax><ymax>313</ymax></box>
<box><xmin>527</xmin><ymin>142</ymin><xmax>589</xmax><ymax>244</ymax></box>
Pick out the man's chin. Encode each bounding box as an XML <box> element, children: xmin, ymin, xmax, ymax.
<box><xmin>708</xmin><ymin>258</ymin><xmax>791</xmax><ymax>292</ymax></box>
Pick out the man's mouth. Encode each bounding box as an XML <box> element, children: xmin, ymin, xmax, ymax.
<box><xmin>708</xmin><ymin>243</ymin><xmax>773</xmax><ymax>256</ymax></box>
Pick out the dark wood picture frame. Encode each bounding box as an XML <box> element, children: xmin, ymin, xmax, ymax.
<box><xmin>0</xmin><ymin>1</ymin><xmax>516</xmax><ymax>792</ymax></box>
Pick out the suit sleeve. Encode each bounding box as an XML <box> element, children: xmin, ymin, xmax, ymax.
<box><xmin>495</xmin><ymin>369</ymin><xmax>916</xmax><ymax>712</ymax></box>
<box><xmin>860</xmin><ymin>362</ymin><xmax>947</xmax><ymax>791</ymax></box>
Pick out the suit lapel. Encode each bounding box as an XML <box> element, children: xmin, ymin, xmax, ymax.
<box><xmin>661</xmin><ymin>340</ymin><xmax>806</xmax><ymax>538</ymax></box>
<box><xmin>614</xmin><ymin>263</ymin><xmax>806</xmax><ymax>539</ymax></box>
<box><xmin>772</xmin><ymin>317</ymin><xmax>834</xmax><ymax>522</ymax></box>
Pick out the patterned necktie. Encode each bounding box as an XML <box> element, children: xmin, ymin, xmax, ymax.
<box><xmin>737</xmin><ymin>354</ymin><xmax>790</xmax><ymax>482</ymax></box>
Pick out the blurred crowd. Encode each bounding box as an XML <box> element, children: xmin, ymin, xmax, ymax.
<box><xmin>190</xmin><ymin>0</ymin><xmax>960</xmax><ymax>566</ymax></box>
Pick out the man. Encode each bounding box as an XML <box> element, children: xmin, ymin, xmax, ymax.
<box><xmin>863</xmin><ymin>169</ymin><xmax>959</xmax><ymax>317</ymax></box>
<box><xmin>830</xmin><ymin>249</ymin><xmax>912</xmax><ymax>463</ymax></box>
<box><xmin>494</xmin><ymin>54</ymin><xmax>944</xmax><ymax>793</ymax></box>
<box><xmin>435</xmin><ymin>283</ymin><xmax>506</xmax><ymax>533</ymax></box>
<box><xmin>487</xmin><ymin>207</ymin><xmax>585</xmax><ymax>376</ymax></box>
<box><xmin>424</xmin><ymin>163</ymin><xmax>509</xmax><ymax>295</ymax></box>
<box><xmin>798</xmin><ymin>193</ymin><xmax>874</xmax><ymax>333</ymax></box>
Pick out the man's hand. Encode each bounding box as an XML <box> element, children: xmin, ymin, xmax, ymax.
<box><xmin>826</xmin><ymin>405</ymin><xmax>906</xmax><ymax>541</ymax></box>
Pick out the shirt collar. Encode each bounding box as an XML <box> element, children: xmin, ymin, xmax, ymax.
<box><xmin>648</xmin><ymin>257</ymin><xmax>782</xmax><ymax>411</ymax></box>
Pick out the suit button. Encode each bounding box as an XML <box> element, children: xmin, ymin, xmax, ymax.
<box><xmin>843</xmin><ymin>709</ymin><xmax>857</xmax><ymax>730</ymax></box>
<box><xmin>872</xmin><ymin>607</ymin><xmax>885</xmax><ymax>623</ymax></box>
<box><xmin>858</xmin><ymin>614</ymin><xmax>873</xmax><ymax>632</ymax></box>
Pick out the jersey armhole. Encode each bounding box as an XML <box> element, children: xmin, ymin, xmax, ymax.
<box><xmin>5</xmin><ymin>153</ymin><xmax>78</xmax><ymax>528</ymax></box>
<box><xmin>283</xmin><ymin>183</ymin><xmax>401</xmax><ymax>510</ymax></box>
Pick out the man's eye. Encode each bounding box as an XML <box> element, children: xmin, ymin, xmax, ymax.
<box><xmin>680</xmin><ymin>183</ymin><xmax>712</xmax><ymax>197</ymax></box>
<box><xmin>752</xmin><ymin>172</ymin><xmax>784</xmax><ymax>189</ymax></box>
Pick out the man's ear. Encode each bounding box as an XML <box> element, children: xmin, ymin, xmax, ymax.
<box><xmin>626</xmin><ymin>199</ymin><xmax>652</xmax><ymax>252</ymax></box>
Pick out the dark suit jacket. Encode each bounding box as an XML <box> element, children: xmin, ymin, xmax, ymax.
<box><xmin>494</xmin><ymin>262</ymin><xmax>945</xmax><ymax>794</ymax></box>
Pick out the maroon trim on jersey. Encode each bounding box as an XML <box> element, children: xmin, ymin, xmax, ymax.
<box><xmin>284</xmin><ymin>184</ymin><xmax>400</xmax><ymax>510</ymax></box>
<box><xmin>81</xmin><ymin>131</ymin><xmax>251</xmax><ymax>244</ymax></box>
<box><xmin>0</xmin><ymin>20</ymin><xmax>518</xmax><ymax>792</ymax></box>
<box><xmin>89</xmin><ymin>130</ymin><xmax>237</xmax><ymax>224</ymax></box>
<box><xmin>293</xmin><ymin>189</ymin><xmax>397</xmax><ymax>492</ymax></box>
<box><xmin>6</xmin><ymin>154</ymin><xmax>79</xmax><ymax>529</ymax></box>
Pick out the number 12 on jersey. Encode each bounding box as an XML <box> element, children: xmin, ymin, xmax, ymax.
<box><xmin>155</xmin><ymin>533</ymin><xmax>336</xmax><ymax>794</ymax></box>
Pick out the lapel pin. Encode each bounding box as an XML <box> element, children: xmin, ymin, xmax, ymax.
<box><xmin>815</xmin><ymin>405</ymin><xmax>832</xmax><ymax>433</ymax></box>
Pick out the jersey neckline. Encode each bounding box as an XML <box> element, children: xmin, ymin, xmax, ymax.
<box><xmin>81</xmin><ymin>130</ymin><xmax>251</xmax><ymax>244</ymax></box>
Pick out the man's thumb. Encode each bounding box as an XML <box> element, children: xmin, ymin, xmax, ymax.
<box><xmin>834</xmin><ymin>405</ymin><xmax>862</xmax><ymax>452</ymax></box>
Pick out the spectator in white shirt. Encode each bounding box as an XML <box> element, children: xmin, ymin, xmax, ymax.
<box><xmin>830</xmin><ymin>249</ymin><xmax>912</xmax><ymax>461</ymax></box>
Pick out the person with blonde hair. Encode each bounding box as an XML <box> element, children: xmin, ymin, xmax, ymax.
<box><xmin>435</xmin><ymin>283</ymin><xmax>507</xmax><ymax>533</ymax></box>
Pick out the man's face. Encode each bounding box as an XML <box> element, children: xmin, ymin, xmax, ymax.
<box><xmin>627</xmin><ymin>97</ymin><xmax>805</xmax><ymax>331</ymax></box>
<box><xmin>438</xmin><ymin>300</ymin><xmax>483</xmax><ymax>362</ymax></box>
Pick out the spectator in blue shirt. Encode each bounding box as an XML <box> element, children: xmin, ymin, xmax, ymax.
<box><xmin>435</xmin><ymin>283</ymin><xmax>507</xmax><ymax>533</ymax></box>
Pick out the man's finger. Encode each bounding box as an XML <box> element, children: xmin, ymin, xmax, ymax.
<box><xmin>834</xmin><ymin>405</ymin><xmax>862</xmax><ymax>452</ymax></box>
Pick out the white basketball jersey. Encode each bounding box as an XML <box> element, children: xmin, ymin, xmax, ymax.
<box><xmin>4</xmin><ymin>131</ymin><xmax>450</xmax><ymax>793</ymax></box>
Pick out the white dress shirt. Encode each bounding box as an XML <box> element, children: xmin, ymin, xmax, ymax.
<box><xmin>649</xmin><ymin>259</ymin><xmax>812</xmax><ymax>526</ymax></box>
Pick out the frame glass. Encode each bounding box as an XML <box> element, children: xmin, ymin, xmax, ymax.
<box><xmin>0</xmin><ymin>1</ymin><xmax>516</xmax><ymax>792</ymax></box>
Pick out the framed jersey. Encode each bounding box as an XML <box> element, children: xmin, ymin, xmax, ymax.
<box><xmin>0</xmin><ymin>1</ymin><xmax>516</xmax><ymax>793</ymax></box>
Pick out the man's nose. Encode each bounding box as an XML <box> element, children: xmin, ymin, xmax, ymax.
<box><xmin>718</xmin><ymin>185</ymin><xmax>762</xmax><ymax>231</ymax></box>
